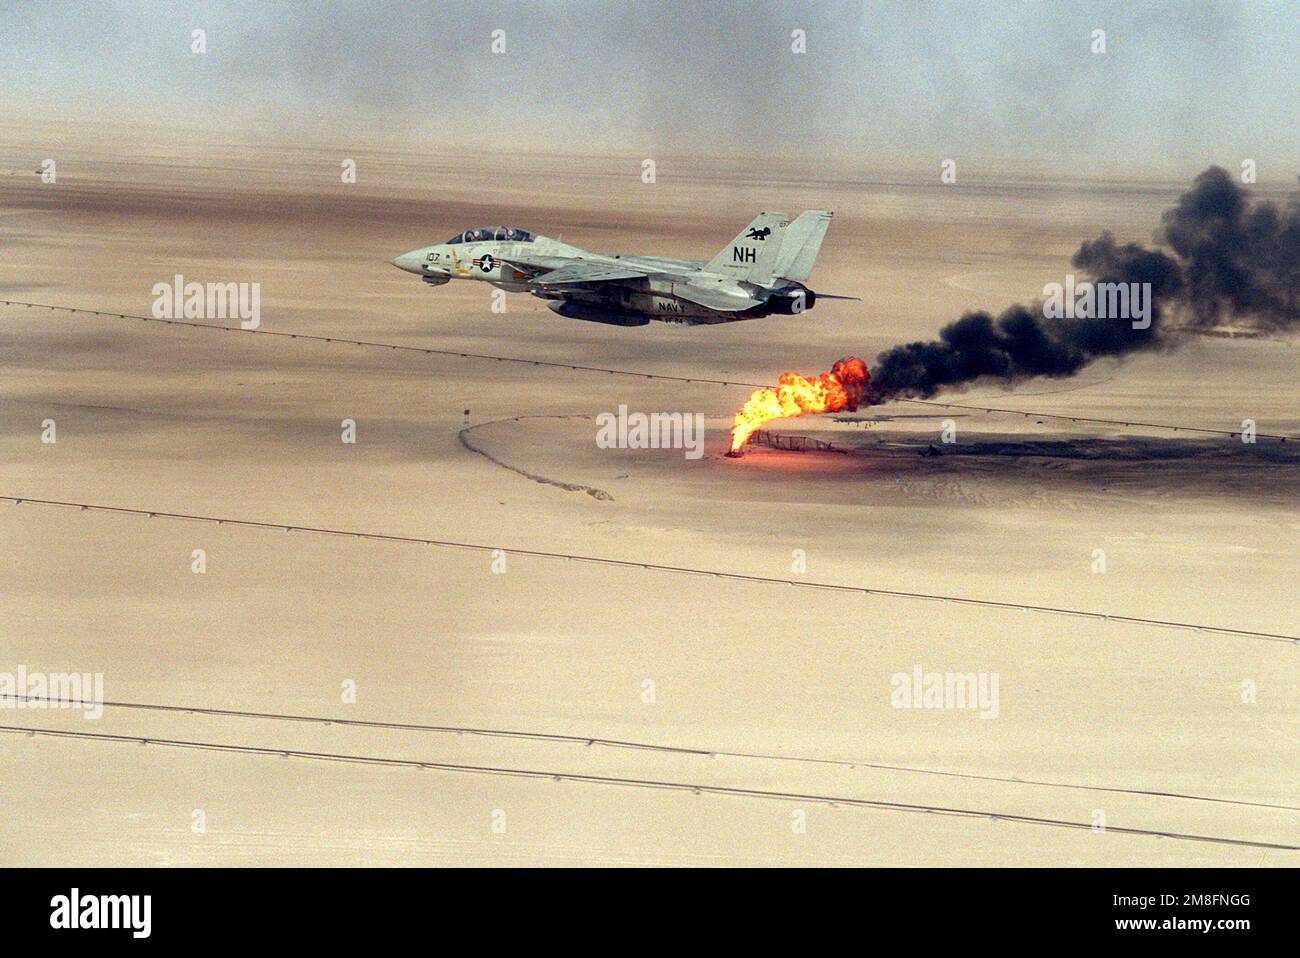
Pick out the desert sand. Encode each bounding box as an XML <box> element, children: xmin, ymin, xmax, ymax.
<box><xmin>0</xmin><ymin>140</ymin><xmax>1295</xmax><ymax>865</ymax></box>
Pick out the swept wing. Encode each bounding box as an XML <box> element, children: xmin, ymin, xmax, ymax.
<box><xmin>528</xmin><ymin>262</ymin><xmax>652</xmax><ymax>286</ymax></box>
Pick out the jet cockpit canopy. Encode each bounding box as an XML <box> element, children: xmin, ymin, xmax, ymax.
<box><xmin>446</xmin><ymin>227</ymin><xmax>533</xmax><ymax>244</ymax></box>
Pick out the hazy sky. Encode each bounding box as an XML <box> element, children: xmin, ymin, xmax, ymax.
<box><xmin>4</xmin><ymin>0</ymin><xmax>1297</xmax><ymax>175</ymax></box>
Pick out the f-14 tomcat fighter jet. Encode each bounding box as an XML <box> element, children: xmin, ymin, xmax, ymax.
<box><xmin>391</xmin><ymin>211</ymin><xmax>856</xmax><ymax>326</ymax></box>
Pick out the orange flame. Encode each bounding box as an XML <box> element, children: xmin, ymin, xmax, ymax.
<box><xmin>728</xmin><ymin>357</ymin><xmax>869</xmax><ymax>454</ymax></box>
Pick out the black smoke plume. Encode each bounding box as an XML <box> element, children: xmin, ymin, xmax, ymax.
<box><xmin>866</xmin><ymin>167</ymin><xmax>1299</xmax><ymax>404</ymax></box>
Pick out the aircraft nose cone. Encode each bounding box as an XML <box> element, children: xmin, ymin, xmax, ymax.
<box><xmin>391</xmin><ymin>251</ymin><xmax>422</xmax><ymax>273</ymax></box>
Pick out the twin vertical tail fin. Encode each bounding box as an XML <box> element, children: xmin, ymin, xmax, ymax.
<box><xmin>704</xmin><ymin>212</ymin><xmax>790</xmax><ymax>285</ymax></box>
<box><xmin>773</xmin><ymin>210</ymin><xmax>832</xmax><ymax>282</ymax></box>
<box><xmin>704</xmin><ymin>210</ymin><xmax>833</xmax><ymax>285</ymax></box>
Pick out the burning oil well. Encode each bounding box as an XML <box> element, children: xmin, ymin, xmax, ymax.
<box><xmin>726</xmin><ymin>357</ymin><xmax>869</xmax><ymax>456</ymax></box>
<box><xmin>727</xmin><ymin>167</ymin><xmax>1298</xmax><ymax>455</ymax></box>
